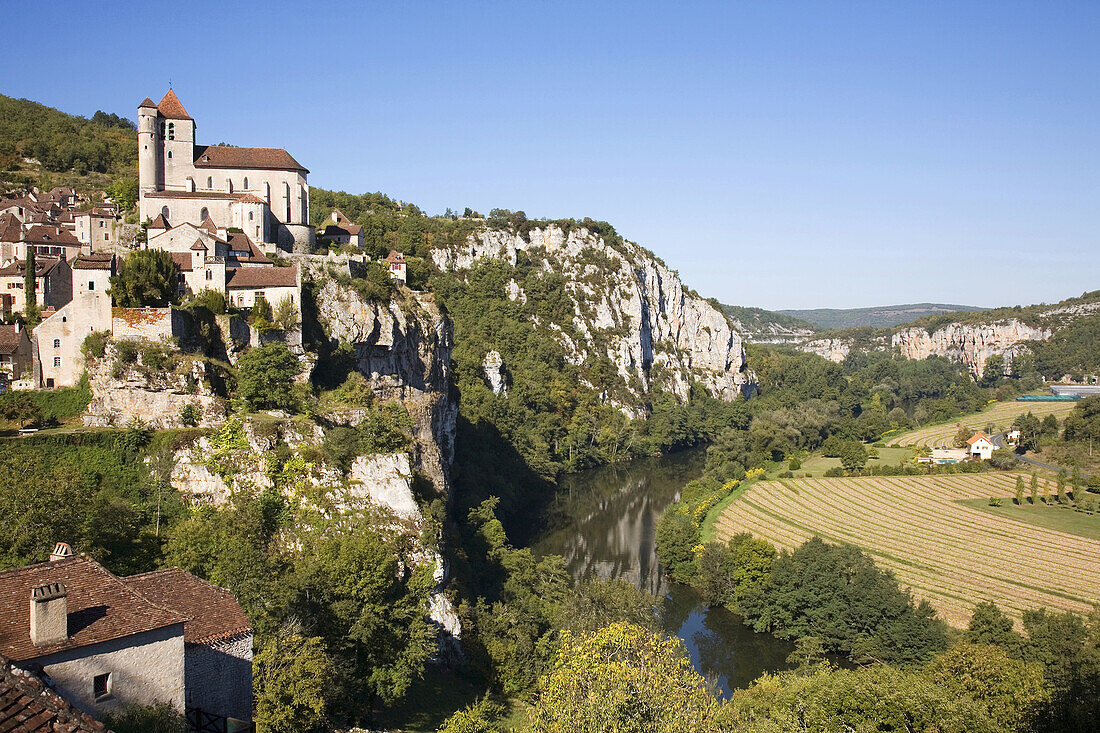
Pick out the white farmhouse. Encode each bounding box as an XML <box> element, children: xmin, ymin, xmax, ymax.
<box><xmin>967</xmin><ymin>431</ymin><xmax>996</xmax><ymax>460</ymax></box>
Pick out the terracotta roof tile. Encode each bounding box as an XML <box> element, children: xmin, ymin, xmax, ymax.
<box><xmin>72</xmin><ymin>254</ymin><xmax>114</xmax><ymax>272</ymax></box>
<box><xmin>193</xmin><ymin>145</ymin><xmax>307</xmax><ymax>173</ymax></box>
<box><xmin>0</xmin><ymin>556</ymin><xmax>188</xmax><ymax>663</ymax></box>
<box><xmin>0</xmin><ymin>659</ymin><xmax>110</xmax><ymax>732</ymax></box>
<box><xmin>123</xmin><ymin>569</ymin><xmax>251</xmax><ymax>645</ymax></box>
<box><xmin>190</xmin><ymin>239</ymin><xmax>208</xmax><ymax>251</ymax></box>
<box><xmin>385</xmin><ymin>250</ymin><xmax>405</xmax><ymax>263</ymax></box>
<box><xmin>226</xmin><ymin>233</ymin><xmax>271</xmax><ymax>263</ymax></box>
<box><xmin>148</xmin><ymin>214</ymin><xmax>170</xmax><ymax>229</ymax></box>
<box><xmin>138</xmin><ymin>97</ymin><xmax>156</xmax><ymax>108</ymax></box>
<box><xmin>0</xmin><ymin>258</ymin><xmax>62</xmax><ymax>279</ymax></box>
<box><xmin>226</xmin><ymin>266</ymin><xmax>297</xmax><ymax>289</ymax></box>
<box><xmin>0</xmin><ymin>326</ymin><xmax>28</xmax><ymax>355</ymax></box>
<box><xmin>966</xmin><ymin>432</ymin><xmax>992</xmax><ymax>445</ymax></box>
<box><xmin>199</xmin><ymin>216</ymin><xmax>219</xmax><ymax>235</ymax></box>
<box><xmin>24</xmin><ymin>227</ymin><xmax>80</xmax><ymax>247</ymax></box>
<box><xmin>170</xmin><ymin>252</ymin><xmax>193</xmax><ymax>273</ymax></box>
<box><xmin>156</xmin><ymin>90</ymin><xmax>192</xmax><ymax>121</ymax></box>
<box><xmin>323</xmin><ymin>223</ymin><xmax>361</xmax><ymax>237</ymax></box>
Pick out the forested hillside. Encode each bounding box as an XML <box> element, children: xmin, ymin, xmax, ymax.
<box><xmin>0</xmin><ymin>94</ymin><xmax>137</xmax><ymax>190</ymax></box>
<box><xmin>780</xmin><ymin>302</ymin><xmax>985</xmax><ymax>329</ymax></box>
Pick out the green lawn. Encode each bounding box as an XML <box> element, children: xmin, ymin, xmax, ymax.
<box><xmin>778</xmin><ymin>446</ymin><xmax>914</xmax><ymax>478</ymax></box>
<box><xmin>960</xmin><ymin>498</ymin><xmax>1100</xmax><ymax>541</ymax></box>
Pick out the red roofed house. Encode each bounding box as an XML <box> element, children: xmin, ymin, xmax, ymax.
<box><xmin>137</xmin><ymin>90</ymin><xmax>313</xmax><ymax>252</ymax></box>
<box><xmin>0</xmin><ymin>543</ymin><xmax>252</xmax><ymax>728</ymax></box>
<box><xmin>0</xmin><ymin>656</ymin><xmax>109</xmax><ymax>733</ymax></box>
<box><xmin>385</xmin><ymin>250</ymin><xmax>407</xmax><ymax>284</ymax></box>
<box><xmin>0</xmin><ymin>257</ymin><xmax>73</xmax><ymax>314</ymax></box>
<box><xmin>966</xmin><ymin>431</ymin><xmax>996</xmax><ymax>460</ymax></box>
<box><xmin>320</xmin><ymin>208</ymin><xmax>363</xmax><ymax>250</ymax></box>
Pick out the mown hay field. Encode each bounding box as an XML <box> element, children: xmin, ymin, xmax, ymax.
<box><xmin>885</xmin><ymin>400</ymin><xmax>1078</xmax><ymax>448</ymax></box>
<box><xmin>714</xmin><ymin>473</ymin><xmax>1100</xmax><ymax>628</ymax></box>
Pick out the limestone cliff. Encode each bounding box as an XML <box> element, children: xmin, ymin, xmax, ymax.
<box><xmin>796</xmin><ymin>297</ymin><xmax>1100</xmax><ymax>377</ymax></box>
<box><xmin>431</xmin><ymin>225</ymin><xmax>752</xmax><ymax>409</ymax></box>
<box><xmin>301</xmin><ymin>256</ymin><xmax>456</xmax><ymax>491</ymax></box>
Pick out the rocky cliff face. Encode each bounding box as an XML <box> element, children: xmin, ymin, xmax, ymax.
<box><xmin>431</xmin><ymin>225</ymin><xmax>752</xmax><ymax>408</ymax></box>
<box><xmin>303</xmin><ymin>257</ymin><xmax>457</xmax><ymax>491</ymax></box>
<box><xmin>891</xmin><ymin>320</ymin><xmax>1050</xmax><ymax>377</ymax></box>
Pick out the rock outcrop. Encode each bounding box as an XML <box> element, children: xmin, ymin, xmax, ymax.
<box><xmin>303</xmin><ymin>257</ymin><xmax>457</xmax><ymax>492</ymax></box>
<box><xmin>431</xmin><ymin>225</ymin><xmax>753</xmax><ymax>407</ymax></box>
<box><xmin>84</xmin><ymin>345</ymin><xmax>224</xmax><ymax>429</ymax></box>
<box><xmin>891</xmin><ymin>320</ymin><xmax>1050</xmax><ymax>377</ymax></box>
<box><xmin>482</xmin><ymin>351</ymin><xmax>507</xmax><ymax>396</ymax></box>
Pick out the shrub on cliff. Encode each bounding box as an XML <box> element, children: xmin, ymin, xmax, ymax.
<box><xmin>109</xmin><ymin>249</ymin><xmax>179</xmax><ymax>307</ymax></box>
<box><xmin>237</xmin><ymin>342</ymin><xmax>299</xmax><ymax>411</ymax></box>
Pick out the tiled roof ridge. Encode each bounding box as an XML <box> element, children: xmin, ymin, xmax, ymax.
<box><xmin>122</xmin><ymin>568</ymin><xmax>252</xmax><ymax>644</ymax></box>
<box><xmin>79</xmin><ymin>556</ymin><xmax>193</xmax><ymax>628</ymax></box>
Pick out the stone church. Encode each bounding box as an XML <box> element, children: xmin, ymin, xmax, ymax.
<box><xmin>137</xmin><ymin>90</ymin><xmax>314</xmax><ymax>251</ymax></box>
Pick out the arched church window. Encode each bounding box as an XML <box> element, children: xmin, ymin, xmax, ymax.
<box><xmin>264</xmin><ymin>182</ymin><xmax>271</xmax><ymax>203</ymax></box>
<box><xmin>243</xmin><ymin>177</ymin><xmax>249</xmax><ymax>189</ymax></box>
<box><xmin>161</xmin><ymin>206</ymin><xmax>169</xmax><ymax>219</ymax></box>
<box><xmin>200</xmin><ymin>207</ymin><xmax>209</xmax><ymax>221</ymax></box>
<box><xmin>167</xmin><ymin>151</ymin><xmax>172</xmax><ymax>159</ymax></box>
<box><xmin>167</xmin><ymin>123</ymin><xmax>175</xmax><ymax>141</ymax></box>
<box><xmin>227</xmin><ymin>180</ymin><xmax>234</xmax><ymax>194</ymax></box>
<box><xmin>248</xmin><ymin>211</ymin><xmax>254</xmax><ymax>221</ymax></box>
<box><xmin>207</xmin><ymin>177</ymin><xmax>213</xmax><ymax>188</ymax></box>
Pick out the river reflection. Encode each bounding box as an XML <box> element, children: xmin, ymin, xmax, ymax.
<box><xmin>531</xmin><ymin>448</ymin><xmax>794</xmax><ymax>698</ymax></box>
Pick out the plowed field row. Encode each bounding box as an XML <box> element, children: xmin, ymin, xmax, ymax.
<box><xmin>886</xmin><ymin>401</ymin><xmax>1076</xmax><ymax>448</ymax></box>
<box><xmin>714</xmin><ymin>473</ymin><xmax>1100</xmax><ymax>628</ymax></box>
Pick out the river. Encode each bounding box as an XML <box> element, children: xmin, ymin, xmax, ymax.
<box><xmin>531</xmin><ymin>448</ymin><xmax>794</xmax><ymax>697</ymax></box>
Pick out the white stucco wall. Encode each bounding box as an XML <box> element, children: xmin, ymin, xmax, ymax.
<box><xmin>35</xmin><ymin>267</ymin><xmax>111</xmax><ymax>388</ymax></box>
<box><xmin>35</xmin><ymin>623</ymin><xmax>186</xmax><ymax>717</ymax></box>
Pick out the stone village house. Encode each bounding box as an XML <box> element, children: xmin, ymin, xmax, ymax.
<box><xmin>0</xmin><ymin>543</ymin><xmax>252</xmax><ymax>729</ymax></box>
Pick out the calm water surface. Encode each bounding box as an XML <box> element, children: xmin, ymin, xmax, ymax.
<box><xmin>532</xmin><ymin>449</ymin><xmax>794</xmax><ymax>697</ymax></box>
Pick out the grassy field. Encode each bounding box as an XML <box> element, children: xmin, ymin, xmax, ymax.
<box><xmin>885</xmin><ymin>400</ymin><xmax>1078</xmax><ymax>448</ymax></box>
<box><xmin>714</xmin><ymin>472</ymin><xmax>1100</xmax><ymax>628</ymax></box>
<box><xmin>961</xmin><ymin>499</ymin><xmax>1100</xmax><ymax>541</ymax></box>
<box><xmin>790</xmin><ymin>446</ymin><xmax>914</xmax><ymax>477</ymax></box>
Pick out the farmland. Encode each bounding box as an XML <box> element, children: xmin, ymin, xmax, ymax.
<box><xmin>885</xmin><ymin>400</ymin><xmax>1078</xmax><ymax>448</ymax></box>
<box><xmin>713</xmin><ymin>472</ymin><xmax>1100</xmax><ymax>628</ymax></box>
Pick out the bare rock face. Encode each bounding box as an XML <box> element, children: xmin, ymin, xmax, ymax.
<box><xmin>431</xmin><ymin>225</ymin><xmax>753</xmax><ymax>406</ymax></box>
<box><xmin>348</xmin><ymin>453</ymin><xmax>420</xmax><ymax>519</ymax></box>
<box><xmin>482</xmin><ymin>351</ymin><xmax>507</xmax><ymax>396</ymax></box>
<box><xmin>891</xmin><ymin>320</ymin><xmax>1051</xmax><ymax>377</ymax></box>
<box><xmin>304</xmin><ymin>258</ymin><xmax>457</xmax><ymax>492</ymax></box>
<box><xmin>84</xmin><ymin>345</ymin><xmax>224</xmax><ymax>429</ymax></box>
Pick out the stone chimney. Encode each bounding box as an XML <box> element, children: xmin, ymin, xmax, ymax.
<box><xmin>49</xmin><ymin>542</ymin><xmax>73</xmax><ymax>562</ymax></box>
<box><xmin>30</xmin><ymin>582</ymin><xmax>68</xmax><ymax>646</ymax></box>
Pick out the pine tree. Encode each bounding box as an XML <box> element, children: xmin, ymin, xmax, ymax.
<box><xmin>1015</xmin><ymin>476</ymin><xmax>1025</xmax><ymax>506</ymax></box>
<box><xmin>23</xmin><ymin>245</ymin><xmax>38</xmax><ymax>322</ymax></box>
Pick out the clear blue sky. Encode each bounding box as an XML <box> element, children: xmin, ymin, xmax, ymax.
<box><xmin>3</xmin><ymin>1</ymin><xmax>1097</xmax><ymax>309</ymax></box>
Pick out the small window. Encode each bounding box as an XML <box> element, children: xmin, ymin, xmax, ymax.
<box><xmin>167</xmin><ymin>122</ymin><xmax>175</xmax><ymax>141</ymax></box>
<box><xmin>53</xmin><ymin>339</ymin><xmax>60</xmax><ymax>348</ymax></box>
<box><xmin>200</xmin><ymin>207</ymin><xmax>209</xmax><ymax>221</ymax></box>
<box><xmin>104</xmin><ymin>233</ymin><xmax>109</xmax><ymax>241</ymax></box>
<box><xmin>53</xmin><ymin>357</ymin><xmax>61</xmax><ymax>368</ymax></box>
<box><xmin>89</xmin><ymin>281</ymin><xmax>95</xmax><ymax>291</ymax></box>
<box><xmin>205</xmin><ymin>270</ymin><xmax>212</xmax><ymax>281</ymax></box>
<box><xmin>207</xmin><ymin>177</ymin><xmax>213</xmax><ymax>188</ymax></box>
<box><xmin>243</xmin><ymin>177</ymin><xmax>249</xmax><ymax>189</ymax></box>
<box><xmin>93</xmin><ymin>673</ymin><xmax>111</xmax><ymax>700</ymax></box>
<box><xmin>248</xmin><ymin>211</ymin><xmax>253</xmax><ymax>221</ymax></box>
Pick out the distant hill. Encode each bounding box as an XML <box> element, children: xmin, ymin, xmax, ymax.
<box><xmin>777</xmin><ymin>303</ymin><xmax>986</xmax><ymax>330</ymax></box>
<box><xmin>720</xmin><ymin>304</ymin><xmax>816</xmax><ymax>344</ymax></box>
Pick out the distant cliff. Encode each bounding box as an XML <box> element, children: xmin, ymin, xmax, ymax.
<box><xmin>720</xmin><ymin>304</ymin><xmax>816</xmax><ymax>345</ymax></box>
<box><xmin>432</xmin><ymin>225</ymin><xmax>753</xmax><ymax>412</ymax></box>
<box><xmin>796</xmin><ymin>293</ymin><xmax>1100</xmax><ymax>377</ymax></box>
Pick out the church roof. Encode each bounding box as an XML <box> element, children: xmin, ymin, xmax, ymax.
<box><xmin>148</xmin><ymin>213</ymin><xmax>170</xmax><ymax>229</ymax></box>
<box><xmin>193</xmin><ymin>145</ymin><xmax>308</xmax><ymax>173</ymax></box>
<box><xmin>139</xmin><ymin>96</ymin><xmax>157</xmax><ymax>108</ymax></box>
<box><xmin>190</xmin><ymin>239</ymin><xmax>208</xmax><ymax>251</ymax></box>
<box><xmin>157</xmin><ymin>89</ymin><xmax>192</xmax><ymax>120</ymax></box>
<box><xmin>236</xmin><ymin>193</ymin><xmax>267</xmax><ymax>204</ymax></box>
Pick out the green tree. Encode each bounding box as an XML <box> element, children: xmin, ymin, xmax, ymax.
<box><xmin>655</xmin><ymin>510</ymin><xmax>700</xmax><ymax>584</ymax></box>
<box><xmin>529</xmin><ymin>623</ymin><xmax>723</xmax><ymax>733</ymax></box>
<box><xmin>1043</xmin><ymin>478</ymin><xmax>1051</xmax><ymax>504</ymax></box>
<box><xmin>839</xmin><ymin>441</ymin><xmax>868</xmax><ymax>472</ymax></box>
<box><xmin>925</xmin><ymin>642</ymin><xmax>1049</xmax><ymax>732</ymax></box>
<box><xmin>1016</xmin><ymin>476</ymin><xmax>1025</xmax><ymax>506</ymax></box>
<box><xmin>954</xmin><ymin>425</ymin><xmax>973</xmax><ymax>448</ymax></box>
<box><xmin>555</xmin><ymin>577</ymin><xmax>661</xmax><ymax>637</ymax></box>
<box><xmin>254</xmin><ymin>624</ymin><xmax>336</xmax><ymax>733</ymax></box>
<box><xmin>236</xmin><ymin>342</ymin><xmax>299</xmax><ymax>411</ymax></box>
<box><xmin>967</xmin><ymin>601</ymin><xmax>1024</xmax><ymax>657</ymax></box>
<box><xmin>0</xmin><ymin>391</ymin><xmax>44</xmax><ymax>429</ymax></box>
<box><xmin>106</xmin><ymin>177</ymin><xmax>139</xmax><ymax>211</ymax></box>
<box><xmin>23</xmin><ymin>245</ymin><xmax>38</xmax><ymax>323</ymax></box>
<box><xmin>109</xmin><ymin>249</ymin><xmax>179</xmax><ymax>307</ymax></box>
<box><xmin>1030</xmin><ymin>473</ymin><xmax>1039</xmax><ymax>504</ymax></box>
